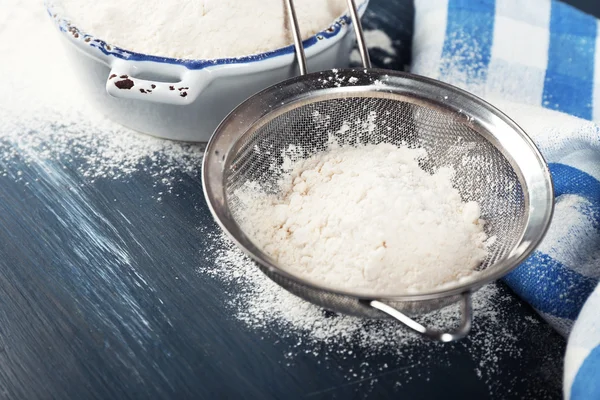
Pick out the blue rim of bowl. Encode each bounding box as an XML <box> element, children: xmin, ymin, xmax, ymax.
<box><xmin>46</xmin><ymin>1</ymin><xmax>366</xmax><ymax>70</ymax></box>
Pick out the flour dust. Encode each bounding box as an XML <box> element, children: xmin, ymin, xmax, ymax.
<box><xmin>199</xmin><ymin>231</ymin><xmax>561</xmax><ymax>394</ymax></box>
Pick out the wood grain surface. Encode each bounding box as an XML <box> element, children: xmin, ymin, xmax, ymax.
<box><xmin>2</xmin><ymin>0</ymin><xmax>594</xmax><ymax>398</ymax></box>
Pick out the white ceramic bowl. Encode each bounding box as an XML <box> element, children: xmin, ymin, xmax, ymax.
<box><xmin>46</xmin><ymin>1</ymin><xmax>369</xmax><ymax>142</ymax></box>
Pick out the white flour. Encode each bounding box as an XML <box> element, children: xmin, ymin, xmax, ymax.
<box><xmin>57</xmin><ymin>0</ymin><xmax>350</xmax><ymax>59</ymax></box>
<box><xmin>236</xmin><ymin>143</ymin><xmax>488</xmax><ymax>295</ymax></box>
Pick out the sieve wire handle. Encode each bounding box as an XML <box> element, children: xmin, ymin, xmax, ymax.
<box><xmin>368</xmin><ymin>293</ymin><xmax>473</xmax><ymax>342</ymax></box>
<box><xmin>346</xmin><ymin>0</ymin><xmax>371</xmax><ymax>68</ymax></box>
<box><xmin>284</xmin><ymin>0</ymin><xmax>308</xmax><ymax>76</ymax></box>
<box><xmin>284</xmin><ymin>0</ymin><xmax>371</xmax><ymax>76</ymax></box>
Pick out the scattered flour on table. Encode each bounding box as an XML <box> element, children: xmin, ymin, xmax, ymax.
<box><xmin>55</xmin><ymin>0</ymin><xmax>353</xmax><ymax>60</ymax></box>
<box><xmin>202</xmin><ymin>233</ymin><xmax>505</xmax><ymax>351</ymax></box>
<box><xmin>198</xmin><ymin>232</ymin><xmax>562</xmax><ymax>393</ymax></box>
<box><xmin>235</xmin><ymin>143</ymin><xmax>488</xmax><ymax>295</ymax></box>
<box><xmin>0</xmin><ymin>0</ymin><xmax>204</xmax><ymax>189</ymax></box>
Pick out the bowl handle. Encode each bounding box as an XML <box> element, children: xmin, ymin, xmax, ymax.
<box><xmin>105</xmin><ymin>60</ymin><xmax>209</xmax><ymax>105</ymax></box>
<box><xmin>368</xmin><ymin>293</ymin><xmax>472</xmax><ymax>342</ymax></box>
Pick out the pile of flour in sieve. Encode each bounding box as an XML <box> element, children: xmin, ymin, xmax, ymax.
<box><xmin>235</xmin><ymin>143</ymin><xmax>489</xmax><ymax>295</ymax></box>
<box><xmin>57</xmin><ymin>0</ymin><xmax>351</xmax><ymax>60</ymax></box>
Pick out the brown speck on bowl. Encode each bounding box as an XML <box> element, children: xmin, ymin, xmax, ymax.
<box><xmin>115</xmin><ymin>79</ymin><xmax>134</xmax><ymax>90</ymax></box>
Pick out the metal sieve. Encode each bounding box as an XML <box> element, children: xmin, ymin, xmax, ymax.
<box><xmin>202</xmin><ymin>0</ymin><xmax>554</xmax><ymax>341</ymax></box>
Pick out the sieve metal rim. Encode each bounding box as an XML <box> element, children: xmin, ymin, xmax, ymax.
<box><xmin>202</xmin><ymin>68</ymin><xmax>554</xmax><ymax>303</ymax></box>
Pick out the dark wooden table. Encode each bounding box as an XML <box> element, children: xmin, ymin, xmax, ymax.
<box><xmin>2</xmin><ymin>0</ymin><xmax>596</xmax><ymax>398</ymax></box>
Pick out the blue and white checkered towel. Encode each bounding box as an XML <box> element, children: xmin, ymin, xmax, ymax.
<box><xmin>411</xmin><ymin>0</ymin><xmax>600</xmax><ymax>398</ymax></box>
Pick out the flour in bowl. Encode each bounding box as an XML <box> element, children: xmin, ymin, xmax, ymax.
<box><xmin>57</xmin><ymin>0</ymin><xmax>352</xmax><ymax>60</ymax></box>
<box><xmin>236</xmin><ymin>143</ymin><xmax>489</xmax><ymax>295</ymax></box>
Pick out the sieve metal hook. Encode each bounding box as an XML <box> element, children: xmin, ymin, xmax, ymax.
<box><xmin>368</xmin><ymin>293</ymin><xmax>473</xmax><ymax>342</ymax></box>
<box><xmin>284</xmin><ymin>0</ymin><xmax>371</xmax><ymax>77</ymax></box>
